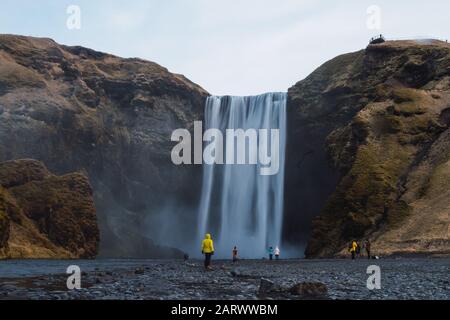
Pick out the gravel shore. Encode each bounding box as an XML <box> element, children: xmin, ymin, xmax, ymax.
<box><xmin>0</xmin><ymin>258</ymin><xmax>448</xmax><ymax>300</ymax></box>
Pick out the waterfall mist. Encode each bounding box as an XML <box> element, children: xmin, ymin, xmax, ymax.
<box><xmin>197</xmin><ymin>93</ymin><xmax>287</xmax><ymax>259</ymax></box>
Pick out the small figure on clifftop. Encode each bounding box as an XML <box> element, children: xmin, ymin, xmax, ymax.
<box><xmin>268</xmin><ymin>246</ymin><xmax>274</xmax><ymax>260</ymax></box>
<box><xmin>369</xmin><ymin>34</ymin><xmax>385</xmax><ymax>44</ymax></box>
<box><xmin>349</xmin><ymin>240</ymin><xmax>357</xmax><ymax>260</ymax></box>
<box><xmin>201</xmin><ymin>233</ymin><xmax>214</xmax><ymax>270</ymax></box>
<box><xmin>364</xmin><ymin>239</ymin><xmax>371</xmax><ymax>260</ymax></box>
<box><xmin>274</xmin><ymin>246</ymin><xmax>280</xmax><ymax>260</ymax></box>
<box><xmin>232</xmin><ymin>246</ymin><xmax>238</xmax><ymax>263</ymax></box>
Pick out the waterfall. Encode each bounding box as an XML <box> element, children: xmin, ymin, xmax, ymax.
<box><xmin>197</xmin><ymin>92</ymin><xmax>287</xmax><ymax>258</ymax></box>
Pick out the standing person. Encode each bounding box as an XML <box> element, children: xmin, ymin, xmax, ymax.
<box><xmin>232</xmin><ymin>246</ymin><xmax>238</xmax><ymax>263</ymax></box>
<box><xmin>349</xmin><ymin>240</ymin><xmax>357</xmax><ymax>260</ymax></box>
<box><xmin>364</xmin><ymin>239</ymin><xmax>371</xmax><ymax>259</ymax></box>
<box><xmin>201</xmin><ymin>233</ymin><xmax>214</xmax><ymax>270</ymax></box>
<box><xmin>268</xmin><ymin>246</ymin><xmax>274</xmax><ymax>260</ymax></box>
<box><xmin>274</xmin><ymin>246</ymin><xmax>280</xmax><ymax>260</ymax></box>
<box><xmin>356</xmin><ymin>241</ymin><xmax>361</xmax><ymax>258</ymax></box>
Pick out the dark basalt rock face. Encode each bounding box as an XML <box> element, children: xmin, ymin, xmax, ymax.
<box><xmin>0</xmin><ymin>35</ymin><xmax>208</xmax><ymax>258</ymax></box>
<box><xmin>0</xmin><ymin>159</ymin><xmax>99</xmax><ymax>259</ymax></box>
<box><xmin>286</xmin><ymin>40</ymin><xmax>450</xmax><ymax>257</ymax></box>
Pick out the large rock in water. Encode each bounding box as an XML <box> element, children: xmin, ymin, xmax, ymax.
<box><xmin>0</xmin><ymin>159</ymin><xmax>99</xmax><ymax>258</ymax></box>
<box><xmin>286</xmin><ymin>40</ymin><xmax>450</xmax><ymax>257</ymax></box>
<box><xmin>0</xmin><ymin>35</ymin><xmax>208</xmax><ymax>257</ymax></box>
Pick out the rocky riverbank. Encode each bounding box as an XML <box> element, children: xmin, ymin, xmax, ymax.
<box><xmin>0</xmin><ymin>258</ymin><xmax>448</xmax><ymax>300</ymax></box>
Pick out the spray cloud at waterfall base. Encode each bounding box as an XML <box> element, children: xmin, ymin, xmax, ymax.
<box><xmin>170</xmin><ymin>93</ymin><xmax>288</xmax><ymax>259</ymax></box>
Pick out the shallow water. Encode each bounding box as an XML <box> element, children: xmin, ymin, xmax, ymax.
<box><xmin>0</xmin><ymin>259</ymin><xmax>168</xmax><ymax>278</ymax></box>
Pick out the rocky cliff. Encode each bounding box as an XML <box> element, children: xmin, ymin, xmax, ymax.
<box><xmin>0</xmin><ymin>35</ymin><xmax>208</xmax><ymax>257</ymax></box>
<box><xmin>0</xmin><ymin>159</ymin><xmax>99</xmax><ymax>258</ymax></box>
<box><xmin>1</xmin><ymin>34</ymin><xmax>449</xmax><ymax>259</ymax></box>
<box><xmin>286</xmin><ymin>40</ymin><xmax>450</xmax><ymax>257</ymax></box>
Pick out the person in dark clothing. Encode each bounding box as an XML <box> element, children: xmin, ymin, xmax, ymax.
<box><xmin>364</xmin><ymin>239</ymin><xmax>371</xmax><ymax>259</ymax></box>
<box><xmin>268</xmin><ymin>246</ymin><xmax>274</xmax><ymax>260</ymax></box>
<box><xmin>204</xmin><ymin>253</ymin><xmax>212</xmax><ymax>268</ymax></box>
<box><xmin>232</xmin><ymin>246</ymin><xmax>238</xmax><ymax>263</ymax></box>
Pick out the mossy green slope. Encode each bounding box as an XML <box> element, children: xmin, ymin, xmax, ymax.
<box><xmin>288</xmin><ymin>40</ymin><xmax>450</xmax><ymax>257</ymax></box>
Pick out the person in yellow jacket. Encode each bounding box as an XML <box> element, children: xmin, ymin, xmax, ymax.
<box><xmin>349</xmin><ymin>240</ymin><xmax>357</xmax><ymax>260</ymax></box>
<box><xmin>201</xmin><ymin>233</ymin><xmax>215</xmax><ymax>269</ymax></box>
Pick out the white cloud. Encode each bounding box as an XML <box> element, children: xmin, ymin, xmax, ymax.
<box><xmin>1</xmin><ymin>0</ymin><xmax>449</xmax><ymax>95</ymax></box>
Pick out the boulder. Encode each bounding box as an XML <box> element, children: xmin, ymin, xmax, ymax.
<box><xmin>289</xmin><ymin>282</ymin><xmax>328</xmax><ymax>298</ymax></box>
<box><xmin>258</xmin><ymin>278</ymin><xmax>276</xmax><ymax>297</ymax></box>
<box><xmin>0</xmin><ymin>159</ymin><xmax>99</xmax><ymax>259</ymax></box>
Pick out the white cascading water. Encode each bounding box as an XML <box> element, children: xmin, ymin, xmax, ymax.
<box><xmin>197</xmin><ymin>92</ymin><xmax>287</xmax><ymax>258</ymax></box>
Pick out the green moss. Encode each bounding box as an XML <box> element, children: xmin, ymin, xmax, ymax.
<box><xmin>313</xmin><ymin>50</ymin><xmax>365</xmax><ymax>80</ymax></box>
<box><xmin>382</xmin><ymin>114</ymin><xmax>403</xmax><ymax>133</ymax></box>
<box><xmin>375</xmin><ymin>84</ymin><xmax>392</xmax><ymax>100</ymax></box>
<box><xmin>402</xmin><ymin>115</ymin><xmax>432</xmax><ymax>134</ymax></box>
<box><xmin>321</xmin><ymin>136</ymin><xmax>415</xmax><ymax>243</ymax></box>
<box><xmin>9</xmin><ymin>172</ymin><xmax>98</xmax><ymax>258</ymax></box>
<box><xmin>386</xmin><ymin>201</ymin><xmax>411</xmax><ymax>230</ymax></box>
<box><xmin>316</xmin><ymin>83</ymin><xmax>441</xmax><ymax>249</ymax></box>
<box><xmin>394</xmin><ymin>103</ymin><xmax>425</xmax><ymax>116</ymax></box>
<box><xmin>391</xmin><ymin>87</ymin><xmax>423</xmax><ymax>104</ymax></box>
<box><xmin>398</xmin><ymin>132</ymin><xmax>430</xmax><ymax>145</ymax></box>
<box><xmin>418</xmin><ymin>152</ymin><xmax>450</xmax><ymax>198</ymax></box>
<box><xmin>342</xmin><ymin>211</ymin><xmax>373</xmax><ymax>239</ymax></box>
<box><xmin>351</xmin><ymin>138</ymin><xmax>411</xmax><ymax>192</ymax></box>
<box><xmin>0</xmin><ymin>60</ymin><xmax>46</xmax><ymax>90</ymax></box>
<box><xmin>0</xmin><ymin>187</ymin><xmax>11</xmax><ymax>249</ymax></box>
<box><xmin>383</xmin><ymin>87</ymin><xmax>428</xmax><ymax>119</ymax></box>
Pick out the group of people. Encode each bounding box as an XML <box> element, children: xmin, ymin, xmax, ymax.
<box><xmin>267</xmin><ymin>246</ymin><xmax>280</xmax><ymax>260</ymax></box>
<box><xmin>200</xmin><ymin>233</ymin><xmax>282</xmax><ymax>270</ymax></box>
<box><xmin>349</xmin><ymin>239</ymin><xmax>371</xmax><ymax>260</ymax></box>
<box><xmin>200</xmin><ymin>233</ymin><xmax>373</xmax><ymax>270</ymax></box>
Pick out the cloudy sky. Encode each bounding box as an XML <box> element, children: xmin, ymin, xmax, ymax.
<box><xmin>1</xmin><ymin>0</ymin><xmax>449</xmax><ymax>95</ymax></box>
